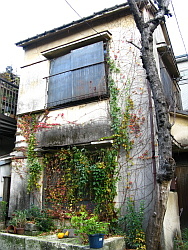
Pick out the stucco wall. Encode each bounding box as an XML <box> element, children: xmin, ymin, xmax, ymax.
<box><xmin>170</xmin><ymin>113</ymin><xmax>188</xmax><ymax>146</ymax></box>
<box><xmin>162</xmin><ymin>192</ymin><xmax>181</xmax><ymax>250</ymax></box>
<box><xmin>12</xmin><ymin>7</ymin><xmax>181</xmax><ymax>233</ymax></box>
<box><xmin>12</xmin><ymin>7</ymin><xmax>161</xmax><ymax>216</ymax></box>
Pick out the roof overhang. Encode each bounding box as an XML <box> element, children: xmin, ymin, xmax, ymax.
<box><xmin>170</xmin><ymin>111</ymin><xmax>188</xmax><ymax>151</ymax></box>
<box><xmin>15</xmin><ymin>3</ymin><xmax>129</xmax><ymax>48</ymax></box>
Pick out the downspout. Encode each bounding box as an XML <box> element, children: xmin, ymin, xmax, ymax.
<box><xmin>147</xmin><ymin>80</ymin><xmax>157</xmax><ymax>186</ymax></box>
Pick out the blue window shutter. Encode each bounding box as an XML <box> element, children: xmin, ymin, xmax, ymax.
<box><xmin>48</xmin><ymin>72</ymin><xmax>72</xmax><ymax>106</ymax></box>
<box><xmin>50</xmin><ymin>53</ymin><xmax>71</xmax><ymax>75</ymax></box>
<box><xmin>47</xmin><ymin>41</ymin><xmax>106</xmax><ymax>107</ymax></box>
<box><xmin>71</xmin><ymin>41</ymin><xmax>106</xmax><ymax>100</ymax></box>
<box><xmin>72</xmin><ymin>64</ymin><xmax>106</xmax><ymax>99</ymax></box>
<box><xmin>71</xmin><ymin>41</ymin><xmax>104</xmax><ymax>69</ymax></box>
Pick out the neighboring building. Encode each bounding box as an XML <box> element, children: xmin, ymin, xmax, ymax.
<box><xmin>0</xmin><ymin>76</ymin><xmax>18</xmax><ymax>204</ymax></box>
<box><xmin>9</xmin><ymin>2</ymin><xmax>185</xmax><ymax>248</ymax></box>
<box><xmin>176</xmin><ymin>54</ymin><xmax>188</xmax><ymax>111</ymax></box>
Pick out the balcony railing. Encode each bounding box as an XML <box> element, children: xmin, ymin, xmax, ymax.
<box><xmin>0</xmin><ymin>77</ymin><xmax>19</xmax><ymax>118</ymax></box>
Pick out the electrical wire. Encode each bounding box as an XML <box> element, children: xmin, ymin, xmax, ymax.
<box><xmin>171</xmin><ymin>0</ymin><xmax>188</xmax><ymax>57</ymax></box>
<box><xmin>64</xmin><ymin>0</ymin><xmax>100</xmax><ymax>35</ymax></box>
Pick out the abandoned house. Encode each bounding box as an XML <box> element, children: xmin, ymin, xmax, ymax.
<box><xmin>6</xmin><ymin>2</ymin><xmax>188</xmax><ymax>248</ymax></box>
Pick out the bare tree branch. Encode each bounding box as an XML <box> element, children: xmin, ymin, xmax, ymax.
<box><xmin>126</xmin><ymin>40</ymin><xmax>141</xmax><ymax>50</ymax></box>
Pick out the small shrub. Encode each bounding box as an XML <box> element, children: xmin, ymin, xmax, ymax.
<box><xmin>26</xmin><ymin>205</ymin><xmax>41</xmax><ymax>221</ymax></box>
<box><xmin>35</xmin><ymin>210</ymin><xmax>54</xmax><ymax>232</ymax></box>
<box><xmin>125</xmin><ymin>198</ymin><xmax>146</xmax><ymax>250</ymax></box>
<box><xmin>0</xmin><ymin>201</ymin><xmax>7</xmax><ymax>222</ymax></box>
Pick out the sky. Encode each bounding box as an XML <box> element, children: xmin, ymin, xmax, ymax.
<box><xmin>0</xmin><ymin>0</ymin><xmax>187</xmax><ymax>75</ymax></box>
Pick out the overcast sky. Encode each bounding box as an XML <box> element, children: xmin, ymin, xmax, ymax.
<box><xmin>0</xmin><ymin>0</ymin><xmax>187</xmax><ymax>75</ymax></box>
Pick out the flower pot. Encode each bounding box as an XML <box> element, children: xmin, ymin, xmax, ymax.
<box><xmin>88</xmin><ymin>234</ymin><xmax>104</xmax><ymax>249</ymax></box>
<box><xmin>6</xmin><ymin>225</ymin><xmax>16</xmax><ymax>234</ymax></box>
<box><xmin>16</xmin><ymin>227</ymin><xmax>25</xmax><ymax>235</ymax></box>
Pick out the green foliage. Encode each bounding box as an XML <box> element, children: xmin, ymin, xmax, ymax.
<box><xmin>108</xmin><ymin>60</ymin><xmax>134</xmax><ymax>155</ymax></box>
<box><xmin>44</xmin><ymin>147</ymin><xmax>118</xmax><ymax>222</ymax></box>
<box><xmin>10</xmin><ymin>206</ymin><xmax>54</xmax><ymax>232</ymax></box>
<box><xmin>26</xmin><ymin>205</ymin><xmax>42</xmax><ymax>221</ymax></box>
<box><xmin>18</xmin><ymin>114</ymin><xmax>43</xmax><ymax>192</ymax></box>
<box><xmin>174</xmin><ymin>228</ymin><xmax>188</xmax><ymax>249</ymax></box>
<box><xmin>27</xmin><ymin>158</ymin><xmax>43</xmax><ymax>192</ymax></box>
<box><xmin>70</xmin><ymin>211</ymin><xmax>109</xmax><ymax>243</ymax></box>
<box><xmin>10</xmin><ymin>210</ymin><xmax>27</xmax><ymax>228</ymax></box>
<box><xmin>35</xmin><ymin>211</ymin><xmax>54</xmax><ymax>232</ymax></box>
<box><xmin>0</xmin><ymin>201</ymin><xmax>7</xmax><ymax>222</ymax></box>
<box><xmin>125</xmin><ymin>198</ymin><xmax>146</xmax><ymax>249</ymax></box>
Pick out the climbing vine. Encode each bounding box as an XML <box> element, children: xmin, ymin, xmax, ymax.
<box><xmin>18</xmin><ymin>114</ymin><xmax>43</xmax><ymax>192</ymax></box>
<box><xmin>42</xmin><ymin>58</ymin><xmax>135</xmax><ymax>222</ymax></box>
<box><xmin>16</xmin><ymin>58</ymin><xmax>137</xmax><ymax>224</ymax></box>
<box><xmin>44</xmin><ymin>147</ymin><xmax>118</xmax><ymax>222</ymax></box>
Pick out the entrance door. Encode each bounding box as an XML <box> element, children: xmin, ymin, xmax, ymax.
<box><xmin>176</xmin><ymin>166</ymin><xmax>188</xmax><ymax>228</ymax></box>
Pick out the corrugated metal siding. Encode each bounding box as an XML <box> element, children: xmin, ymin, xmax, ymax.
<box><xmin>47</xmin><ymin>41</ymin><xmax>107</xmax><ymax>107</ymax></box>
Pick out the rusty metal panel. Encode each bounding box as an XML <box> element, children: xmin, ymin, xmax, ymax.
<box><xmin>72</xmin><ymin>63</ymin><xmax>106</xmax><ymax>99</ymax></box>
<box><xmin>47</xmin><ymin>41</ymin><xmax>106</xmax><ymax>107</ymax></box>
<box><xmin>71</xmin><ymin>41</ymin><xmax>104</xmax><ymax>69</ymax></box>
<box><xmin>50</xmin><ymin>53</ymin><xmax>71</xmax><ymax>75</ymax></box>
<box><xmin>47</xmin><ymin>71</ymin><xmax>72</xmax><ymax>107</ymax></box>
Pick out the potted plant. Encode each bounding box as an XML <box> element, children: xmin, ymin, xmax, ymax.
<box><xmin>70</xmin><ymin>212</ymin><xmax>109</xmax><ymax>249</ymax></box>
<box><xmin>9</xmin><ymin>210</ymin><xmax>27</xmax><ymax>235</ymax></box>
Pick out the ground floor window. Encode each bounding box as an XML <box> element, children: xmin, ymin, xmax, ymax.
<box><xmin>43</xmin><ymin>146</ymin><xmax>117</xmax><ymax>221</ymax></box>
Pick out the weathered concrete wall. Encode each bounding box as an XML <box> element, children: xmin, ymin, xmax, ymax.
<box><xmin>12</xmin><ymin>5</ymin><xmax>180</xmax><ymax>241</ymax></box>
<box><xmin>13</xmin><ymin>6</ymin><xmax>158</xmax><ymax>219</ymax></box>
<box><xmin>17</xmin><ymin>60</ymin><xmax>49</xmax><ymax>114</ymax></box>
<box><xmin>162</xmin><ymin>192</ymin><xmax>181</xmax><ymax>250</ymax></box>
<box><xmin>37</xmin><ymin>100</ymin><xmax>112</xmax><ymax>147</ymax></box>
<box><xmin>37</xmin><ymin>121</ymin><xmax>111</xmax><ymax>147</ymax></box>
<box><xmin>170</xmin><ymin>112</ymin><xmax>188</xmax><ymax>147</ymax></box>
<box><xmin>0</xmin><ymin>233</ymin><xmax>125</xmax><ymax>250</ymax></box>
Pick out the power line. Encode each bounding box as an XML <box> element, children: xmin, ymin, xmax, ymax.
<box><xmin>64</xmin><ymin>0</ymin><xmax>99</xmax><ymax>34</ymax></box>
<box><xmin>171</xmin><ymin>0</ymin><xmax>188</xmax><ymax>57</ymax></box>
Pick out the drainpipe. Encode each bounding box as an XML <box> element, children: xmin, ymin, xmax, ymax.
<box><xmin>147</xmin><ymin>80</ymin><xmax>157</xmax><ymax>186</ymax></box>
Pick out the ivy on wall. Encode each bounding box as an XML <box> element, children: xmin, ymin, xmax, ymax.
<box><xmin>44</xmin><ymin>147</ymin><xmax>118</xmax><ymax>222</ymax></box>
<box><xmin>18</xmin><ymin>114</ymin><xmax>43</xmax><ymax>192</ymax></box>
<box><xmin>16</xmin><ymin>58</ymin><xmax>136</xmax><ymax>223</ymax></box>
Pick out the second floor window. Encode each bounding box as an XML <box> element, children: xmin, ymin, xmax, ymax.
<box><xmin>47</xmin><ymin>41</ymin><xmax>107</xmax><ymax>108</ymax></box>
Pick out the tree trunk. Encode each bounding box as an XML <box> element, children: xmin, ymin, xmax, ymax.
<box><xmin>127</xmin><ymin>1</ymin><xmax>175</xmax><ymax>249</ymax></box>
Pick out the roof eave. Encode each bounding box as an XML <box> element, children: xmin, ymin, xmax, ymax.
<box><xmin>16</xmin><ymin>2</ymin><xmax>129</xmax><ymax>48</ymax></box>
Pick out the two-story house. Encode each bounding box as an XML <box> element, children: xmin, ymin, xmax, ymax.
<box><xmin>9</xmin><ymin>2</ymin><xmax>184</xmax><ymax>248</ymax></box>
